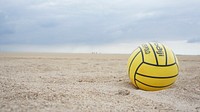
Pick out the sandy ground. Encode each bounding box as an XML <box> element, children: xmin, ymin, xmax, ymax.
<box><xmin>0</xmin><ymin>53</ymin><xmax>200</xmax><ymax>112</ymax></box>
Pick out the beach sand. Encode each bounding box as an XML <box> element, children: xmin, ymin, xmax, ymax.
<box><xmin>0</xmin><ymin>53</ymin><xmax>200</xmax><ymax>112</ymax></box>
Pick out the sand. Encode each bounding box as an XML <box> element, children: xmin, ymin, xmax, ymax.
<box><xmin>0</xmin><ymin>53</ymin><xmax>200</xmax><ymax>112</ymax></box>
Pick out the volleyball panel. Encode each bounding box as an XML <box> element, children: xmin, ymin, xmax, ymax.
<box><xmin>136</xmin><ymin>73</ymin><xmax>177</xmax><ymax>88</ymax></box>
<box><xmin>135</xmin><ymin>79</ymin><xmax>174</xmax><ymax>91</ymax></box>
<box><xmin>174</xmin><ymin>53</ymin><xmax>179</xmax><ymax>68</ymax></box>
<box><xmin>140</xmin><ymin>43</ymin><xmax>157</xmax><ymax>64</ymax></box>
<box><xmin>127</xmin><ymin>48</ymin><xmax>140</xmax><ymax>71</ymax></box>
<box><xmin>137</xmin><ymin>63</ymin><xmax>178</xmax><ymax>77</ymax></box>
<box><xmin>148</xmin><ymin>42</ymin><xmax>167</xmax><ymax>65</ymax></box>
<box><xmin>128</xmin><ymin>52</ymin><xmax>143</xmax><ymax>86</ymax></box>
<box><xmin>164</xmin><ymin>45</ymin><xmax>176</xmax><ymax>65</ymax></box>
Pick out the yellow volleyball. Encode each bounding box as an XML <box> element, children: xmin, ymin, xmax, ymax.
<box><xmin>128</xmin><ymin>42</ymin><xmax>179</xmax><ymax>91</ymax></box>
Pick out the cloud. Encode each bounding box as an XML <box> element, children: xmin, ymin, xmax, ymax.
<box><xmin>187</xmin><ymin>38</ymin><xmax>200</xmax><ymax>43</ymax></box>
<box><xmin>0</xmin><ymin>0</ymin><xmax>200</xmax><ymax>54</ymax></box>
<box><xmin>39</xmin><ymin>20</ymin><xmax>58</xmax><ymax>28</ymax></box>
<box><xmin>0</xmin><ymin>27</ymin><xmax>14</xmax><ymax>36</ymax></box>
<box><xmin>0</xmin><ymin>11</ymin><xmax>14</xmax><ymax>35</ymax></box>
<box><xmin>162</xmin><ymin>40</ymin><xmax>200</xmax><ymax>55</ymax></box>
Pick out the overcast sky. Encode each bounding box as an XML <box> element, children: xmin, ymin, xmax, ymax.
<box><xmin>0</xmin><ymin>0</ymin><xmax>200</xmax><ymax>54</ymax></box>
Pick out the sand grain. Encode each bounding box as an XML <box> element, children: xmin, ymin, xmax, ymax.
<box><xmin>0</xmin><ymin>53</ymin><xmax>200</xmax><ymax>112</ymax></box>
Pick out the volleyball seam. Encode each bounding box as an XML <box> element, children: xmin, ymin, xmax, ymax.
<box><xmin>136</xmin><ymin>72</ymin><xmax>178</xmax><ymax>79</ymax></box>
<box><xmin>134</xmin><ymin>63</ymin><xmax>143</xmax><ymax>89</ymax></box>
<box><xmin>162</xmin><ymin>44</ymin><xmax>168</xmax><ymax>65</ymax></box>
<box><xmin>135</xmin><ymin>79</ymin><xmax>175</xmax><ymax>88</ymax></box>
<box><xmin>128</xmin><ymin>50</ymin><xmax>140</xmax><ymax>79</ymax></box>
<box><xmin>143</xmin><ymin>62</ymin><xmax>176</xmax><ymax>67</ymax></box>
<box><xmin>133</xmin><ymin>47</ymin><xmax>145</xmax><ymax>89</ymax></box>
<box><xmin>139</xmin><ymin>46</ymin><xmax>144</xmax><ymax>62</ymax></box>
<box><xmin>172</xmin><ymin>51</ymin><xmax>179</xmax><ymax>70</ymax></box>
<box><xmin>149</xmin><ymin>42</ymin><xmax>158</xmax><ymax>65</ymax></box>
